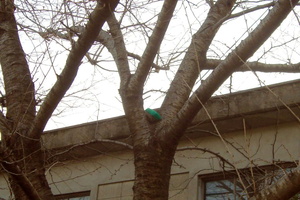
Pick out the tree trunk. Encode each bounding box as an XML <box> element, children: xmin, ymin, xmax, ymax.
<box><xmin>1</xmin><ymin>0</ymin><xmax>120</xmax><ymax>198</ymax></box>
<box><xmin>0</xmin><ymin>1</ymin><xmax>55</xmax><ymax>199</ymax></box>
<box><xmin>133</xmin><ymin>139</ymin><xmax>176</xmax><ymax>200</ymax></box>
<box><xmin>3</xmin><ymin>149</ymin><xmax>54</xmax><ymax>200</ymax></box>
<box><xmin>1</xmin><ymin>131</ymin><xmax>54</xmax><ymax>199</ymax></box>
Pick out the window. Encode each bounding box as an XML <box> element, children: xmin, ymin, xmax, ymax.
<box><xmin>204</xmin><ymin>178</ymin><xmax>247</xmax><ymax>200</ymax></box>
<box><xmin>200</xmin><ymin>163</ymin><xmax>297</xmax><ymax>200</ymax></box>
<box><xmin>60</xmin><ymin>197</ymin><xmax>89</xmax><ymax>200</ymax></box>
<box><xmin>55</xmin><ymin>191</ymin><xmax>90</xmax><ymax>200</ymax></box>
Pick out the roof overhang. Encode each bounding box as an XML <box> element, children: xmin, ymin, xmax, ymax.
<box><xmin>42</xmin><ymin>79</ymin><xmax>300</xmax><ymax>161</ymax></box>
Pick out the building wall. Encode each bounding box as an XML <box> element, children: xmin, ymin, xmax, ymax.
<box><xmin>0</xmin><ymin>174</ymin><xmax>10</xmax><ymax>199</ymax></box>
<box><xmin>0</xmin><ymin>122</ymin><xmax>299</xmax><ymax>199</ymax></box>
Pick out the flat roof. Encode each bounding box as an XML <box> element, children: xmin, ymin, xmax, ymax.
<box><xmin>42</xmin><ymin>79</ymin><xmax>300</xmax><ymax>161</ymax></box>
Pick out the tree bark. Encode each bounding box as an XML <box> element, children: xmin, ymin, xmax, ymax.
<box><xmin>0</xmin><ymin>0</ymin><xmax>120</xmax><ymax>199</ymax></box>
<box><xmin>133</xmin><ymin>145</ymin><xmax>175</xmax><ymax>200</ymax></box>
<box><xmin>107</xmin><ymin>0</ymin><xmax>181</xmax><ymax>199</ymax></box>
<box><xmin>31</xmin><ymin>0</ymin><xmax>120</xmax><ymax>138</ymax></box>
<box><xmin>0</xmin><ymin>1</ymin><xmax>54</xmax><ymax>198</ymax></box>
<box><xmin>250</xmin><ymin>167</ymin><xmax>300</xmax><ymax>200</ymax></box>
<box><xmin>123</xmin><ymin>0</ymin><xmax>299</xmax><ymax>199</ymax></box>
<box><xmin>169</xmin><ymin>0</ymin><xmax>300</xmax><ymax>137</ymax></box>
<box><xmin>161</xmin><ymin>0</ymin><xmax>236</xmax><ymax>120</ymax></box>
<box><xmin>1</xmin><ymin>0</ymin><xmax>297</xmax><ymax>199</ymax></box>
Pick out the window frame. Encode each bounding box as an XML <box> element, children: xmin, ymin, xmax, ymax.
<box><xmin>198</xmin><ymin>162</ymin><xmax>297</xmax><ymax>200</ymax></box>
<box><xmin>199</xmin><ymin>172</ymin><xmax>241</xmax><ymax>200</ymax></box>
<box><xmin>55</xmin><ymin>191</ymin><xmax>90</xmax><ymax>200</ymax></box>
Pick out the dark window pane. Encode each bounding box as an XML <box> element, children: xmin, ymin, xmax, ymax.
<box><xmin>206</xmin><ymin>193</ymin><xmax>236</xmax><ymax>200</ymax></box>
<box><xmin>206</xmin><ymin>180</ymin><xmax>235</xmax><ymax>195</ymax></box>
<box><xmin>205</xmin><ymin>179</ymin><xmax>248</xmax><ymax>200</ymax></box>
<box><xmin>69</xmin><ymin>197</ymin><xmax>90</xmax><ymax>200</ymax></box>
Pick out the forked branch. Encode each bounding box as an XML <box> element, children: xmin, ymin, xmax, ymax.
<box><xmin>128</xmin><ymin>0</ymin><xmax>178</xmax><ymax>92</ymax></box>
<box><xmin>174</xmin><ymin>0</ymin><xmax>299</xmax><ymax>138</ymax></box>
<box><xmin>31</xmin><ymin>1</ymin><xmax>119</xmax><ymax>138</ymax></box>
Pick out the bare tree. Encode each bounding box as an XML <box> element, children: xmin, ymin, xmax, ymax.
<box><xmin>0</xmin><ymin>0</ymin><xmax>119</xmax><ymax>199</ymax></box>
<box><xmin>0</xmin><ymin>0</ymin><xmax>299</xmax><ymax>199</ymax></box>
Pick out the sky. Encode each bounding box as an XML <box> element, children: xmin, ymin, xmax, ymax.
<box><xmin>10</xmin><ymin>1</ymin><xmax>300</xmax><ymax>130</ymax></box>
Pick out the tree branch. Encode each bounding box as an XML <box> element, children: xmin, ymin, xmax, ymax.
<box><xmin>173</xmin><ymin>0</ymin><xmax>299</xmax><ymax>139</ymax></box>
<box><xmin>177</xmin><ymin>147</ymin><xmax>235</xmax><ymax>169</ymax></box>
<box><xmin>107</xmin><ymin>13</ymin><xmax>131</xmax><ymax>86</ymax></box>
<box><xmin>106</xmin><ymin>0</ymin><xmax>179</xmax><ymax>147</ymax></box>
<box><xmin>0</xmin><ymin>110</ymin><xmax>10</xmax><ymax>133</ymax></box>
<box><xmin>249</xmin><ymin>167</ymin><xmax>300</xmax><ymax>200</ymax></box>
<box><xmin>160</xmin><ymin>0</ymin><xmax>236</xmax><ymax>121</ymax></box>
<box><xmin>128</xmin><ymin>0</ymin><xmax>178</xmax><ymax>93</ymax></box>
<box><xmin>0</xmin><ymin>155</ymin><xmax>42</xmax><ymax>199</ymax></box>
<box><xmin>229</xmin><ymin>2</ymin><xmax>275</xmax><ymax>19</ymax></box>
<box><xmin>0</xmin><ymin>0</ymin><xmax>36</xmax><ymax>133</ymax></box>
<box><xmin>30</xmin><ymin>1</ymin><xmax>119</xmax><ymax>138</ymax></box>
<box><xmin>127</xmin><ymin>52</ymin><xmax>169</xmax><ymax>72</ymax></box>
<box><xmin>126</xmin><ymin>55</ymin><xmax>300</xmax><ymax>73</ymax></box>
<box><xmin>206</xmin><ymin>59</ymin><xmax>300</xmax><ymax>73</ymax></box>
<box><xmin>34</xmin><ymin>27</ymin><xmax>300</xmax><ymax>74</ymax></box>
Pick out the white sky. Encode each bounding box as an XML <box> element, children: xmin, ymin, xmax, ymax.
<box><xmin>11</xmin><ymin>1</ymin><xmax>300</xmax><ymax>130</ymax></box>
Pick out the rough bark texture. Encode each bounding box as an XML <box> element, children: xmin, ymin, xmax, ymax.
<box><xmin>31</xmin><ymin>0</ymin><xmax>120</xmax><ymax>139</ymax></box>
<box><xmin>133</xmin><ymin>145</ymin><xmax>175</xmax><ymax>200</ymax></box>
<box><xmin>175</xmin><ymin>0</ymin><xmax>300</xmax><ymax>127</ymax></box>
<box><xmin>206</xmin><ymin>59</ymin><xmax>300</xmax><ymax>72</ymax></box>
<box><xmin>129</xmin><ymin>2</ymin><xmax>236</xmax><ymax>199</ymax></box>
<box><xmin>107</xmin><ymin>0</ymin><xmax>181</xmax><ymax>199</ymax></box>
<box><xmin>250</xmin><ymin>167</ymin><xmax>300</xmax><ymax>200</ymax></box>
<box><xmin>161</xmin><ymin>0</ymin><xmax>236</xmax><ymax>120</ymax></box>
<box><xmin>0</xmin><ymin>0</ymin><xmax>299</xmax><ymax>199</ymax></box>
<box><xmin>108</xmin><ymin>0</ymin><xmax>299</xmax><ymax>199</ymax></box>
<box><xmin>0</xmin><ymin>0</ymin><xmax>119</xmax><ymax>199</ymax></box>
<box><xmin>0</xmin><ymin>0</ymin><xmax>54</xmax><ymax>199</ymax></box>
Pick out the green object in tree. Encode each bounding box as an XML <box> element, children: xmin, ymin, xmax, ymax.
<box><xmin>145</xmin><ymin>108</ymin><xmax>162</xmax><ymax>120</ymax></box>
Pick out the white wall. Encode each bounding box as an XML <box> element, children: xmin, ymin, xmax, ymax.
<box><xmin>0</xmin><ymin>122</ymin><xmax>299</xmax><ymax>200</ymax></box>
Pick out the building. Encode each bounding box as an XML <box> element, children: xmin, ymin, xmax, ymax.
<box><xmin>1</xmin><ymin>79</ymin><xmax>300</xmax><ymax>200</ymax></box>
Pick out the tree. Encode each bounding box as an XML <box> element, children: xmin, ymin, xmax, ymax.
<box><xmin>0</xmin><ymin>0</ymin><xmax>299</xmax><ymax>199</ymax></box>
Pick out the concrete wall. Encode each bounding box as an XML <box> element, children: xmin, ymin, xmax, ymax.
<box><xmin>1</xmin><ymin>121</ymin><xmax>298</xmax><ymax>200</ymax></box>
<box><xmin>1</xmin><ymin>80</ymin><xmax>300</xmax><ymax>199</ymax></box>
